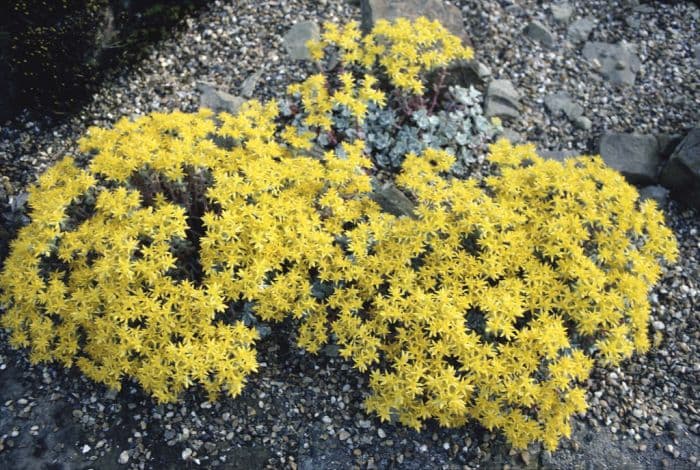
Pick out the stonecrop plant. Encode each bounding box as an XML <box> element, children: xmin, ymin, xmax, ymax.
<box><xmin>0</xmin><ymin>17</ymin><xmax>678</xmax><ymax>452</ymax></box>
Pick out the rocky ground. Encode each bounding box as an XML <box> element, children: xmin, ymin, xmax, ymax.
<box><xmin>0</xmin><ymin>0</ymin><xmax>699</xmax><ymax>468</ymax></box>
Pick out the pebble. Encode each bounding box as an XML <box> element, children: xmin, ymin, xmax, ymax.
<box><xmin>118</xmin><ymin>450</ymin><xmax>129</xmax><ymax>464</ymax></box>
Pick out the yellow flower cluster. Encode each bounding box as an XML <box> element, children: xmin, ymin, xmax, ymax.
<box><xmin>0</xmin><ymin>105</ymin><xmax>378</xmax><ymax>404</ymax></box>
<box><xmin>319</xmin><ymin>141</ymin><xmax>677</xmax><ymax>451</ymax></box>
<box><xmin>308</xmin><ymin>18</ymin><xmax>474</xmax><ymax>94</ymax></box>
<box><xmin>292</xmin><ymin>17</ymin><xmax>473</xmax><ymax>129</ymax></box>
<box><xmin>0</xmin><ymin>17</ymin><xmax>678</xmax><ymax>452</ymax></box>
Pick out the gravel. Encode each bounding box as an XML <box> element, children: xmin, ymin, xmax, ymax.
<box><xmin>1</xmin><ymin>0</ymin><xmax>699</xmax><ymax>468</ymax></box>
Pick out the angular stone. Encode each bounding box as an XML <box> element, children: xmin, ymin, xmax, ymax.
<box><xmin>583</xmin><ymin>41</ymin><xmax>641</xmax><ymax>85</ymax></box>
<box><xmin>240</xmin><ymin>70</ymin><xmax>263</xmax><ymax>99</ymax></box>
<box><xmin>283</xmin><ymin>21</ymin><xmax>320</xmax><ymax>61</ymax></box>
<box><xmin>659</xmin><ymin>128</ymin><xmax>700</xmax><ymax>210</ymax></box>
<box><xmin>599</xmin><ymin>133</ymin><xmax>661</xmax><ymax>185</ymax></box>
<box><xmin>638</xmin><ymin>185</ymin><xmax>670</xmax><ymax>207</ymax></box>
<box><xmin>360</xmin><ymin>0</ymin><xmax>470</xmax><ymax>45</ymax></box>
<box><xmin>501</xmin><ymin>128</ymin><xmax>523</xmax><ymax>143</ymax></box>
<box><xmin>370</xmin><ymin>181</ymin><xmax>417</xmax><ymax>218</ymax></box>
<box><xmin>551</xmin><ymin>2</ymin><xmax>573</xmax><ymax>22</ymax></box>
<box><xmin>567</xmin><ymin>17</ymin><xmax>595</xmax><ymax>43</ymax></box>
<box><xmin>441</xmin><ymin>60</ymin><xmax>492</xmax><ymax>88</ymax></box>
<box><xmin>485</xmin><ymin>79</ymin><xmax>521</xmax><ymax>120</ymax></box>
<box><xmin>197</xmin><ymin>82</ymin><xmax>245</xmax><ymax>114</ymax></box>
<box><xmin>524</xmin><ymin>20</ymin><xmax>555</xmax><ymax>48</ymax></box>
<box><xmin>544</xmin><ymin>92</ymin><xmax>584</xmax><ymax>120</ymax></box>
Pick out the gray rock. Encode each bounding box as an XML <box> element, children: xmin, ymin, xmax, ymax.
<box><xmin>544</xmin><ymin>92</ymin><xmax>584</xmax><ymax>120</ymax></box>
<box><xmin>625</xmin><ymin>14</ymin><xmax>641</xmax><ymax>29</ymax></box>
<box><xmin>638</xmin><ymin>185</ymin><xmax>670</xmax><ymax>207</ymax></box>
<box><xmin>655</xmin><ymin>133</ymin><xmax>683</xmax><ymax>160</ymax></box>
<box><xmin>501</xmin><ymin>128</ymin><xmax>523</xmax><ymax>143</ymax></box>
<box><xmin>442</xmin><ymin>59</ymin><xmax>492</xmax><ymax>88</ymax></box>
<box><xmin>582</xmin><ymin>41</ymin><xmax>642</xmax><ymax>85</ymax></box>
<box><xmin>370</xmin><ymin>180</ymin><xmax>417</xmax><ymax>218</ymax></box>
<box><xmin>283</xmin><ymin>21</ymin><xmax>320</xmax><ymax>61</ymax></box>
<box><xmin>360</xmin><ymin>0</ymin><xmax>469</xmax><ymax>45</ymax></box>
<box><xmin>659</xmin><ymin>128</ymin><xmax>700</xmax><ymax>210</ymax></box>
<box><xmin>485</xmin><ymin>79</ymin><xmax>521</xmax><ymax>120</ymax></box>
<box><xmin>567</xmin><ymin>17</ymin><xmax>595</xmax><ymax>43</ymax></box>
<box><xmin>240</xmin><ymin>71</ymin><xmax>263</xmax><ymax>99</ymax></box>
<box><xmin>551</xmin><ymin>2</ymin><xmax>573</xmax><ymax>22</ymax></box>
<box><xmin>599</xmin><ymin>133</ymin><xmax>661</xmax><ymax>185</ymax></box>
<box><xmin>573</xmin><ymin>116</ymin><xmax>593</xmax><ymax>131</ymax></box>
<box><xmin>524</xmin><ymin>21</ymin><xmax>555</xmax><ymax>48</ymax></box>
<box><xmin>694</xmin><ymin>44</ymin><xmax>700</xmax><ymax>67</ymax></box>
<box><xmin>197</xmin><ymin>82</ymin><xmax>245</xmax><ymax>114</ymax></box>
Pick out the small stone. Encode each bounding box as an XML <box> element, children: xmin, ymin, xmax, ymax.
<box><xmin>322</xmin><ymin>415</ymin><xmax>332</xmax><ymax>425</ymax></box>
<box><xmin>240</xmin><ymin>71</ymin><xmax>263</xmax><ymax>99</ymax></box>
<box><xmin>544</xmin><ymin>91</ymin><xmax>584</xmax><ymax>120</ymax></box>
<box><xmin>485</xmin><ymin>79</ymin><xmax>521</xmax><ymax>120</ymax></box>
<box><xmin>182</xmin><ymin>448</ymin><xmax>193</xmax><ymax>460</ymax></box>
<box><xmin>358</xmin><ymin>420</ymin><xmax>371</xmax><ymax>429</ymax></box>
<box><xmin>652</xmin><ymin>320</ymin><xmax>665</xmax><ymax>331</ymax></box>
<box><xmin>82</xmin><ymin>444</ymin><xmax>91</xmax><ymax>454</ymax></box>
<box><xmin>378</xmin><ymin>428</ymin><xmax>386</xmax><ymax>438</ymax></box>
<box><xmin>283</xmin><ymin>21</ymin><xmax>320</xmax><ymax>61</ymax></box>
<box><xmin>573</xmin><ymin>116</ymin><xmax>592</xmax><ymax>130</ymax></box>
<box><xmin>197</xmin><ymin>82</ymin><xmax>245</xmax><ymax>114</ymax></box>
<box><xmin>118</xmin><ymin>450</ymin><xmax>129</xmax><ymax>464</ymax></box>
<box><xmin>338</xmin><ymin>430</ymin><xmax>351</xmax><ymax>441</ymax></box>
<box><xmin>524</xmin><ymin>21</ymin><xmax>555</xmax><ymax>48</ymax></box>
<box><xmin>632</xmin><ymin>409</ymin><xmax>644</xmax><ymax>419</ymax></box>
<box><xmin>551</xmin><ymin>2</ymin><xmax>573</xmax><ymax>22</ymax></box>
<box><xmin>568</xmin><ymin>17</ymin><xmax>595</xmax><ymax>43</ymax></box>
<box><xmin>638</xmin><ymin>185</ymin><xmax>669</xmax><ymax>206</ymax></box>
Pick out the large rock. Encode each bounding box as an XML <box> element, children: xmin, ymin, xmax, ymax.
<box><xmin>360</xmin><ymin>0</ymin><xmax>469</xmax><ymax>45</ymax></box>
<box><xmin>283</xmin><ymin>21</ymin><xmax>320</xmax><ymax>61</ymax></box>
<box><xmin>659</xmin><ymin>128</ymin><xmax>700</xmax><ymax>210</ymax></box>
<box><xmin>599</xmin><ymin>133</ymin><xmax>661</xmax><ymax>185</ymax></box>
<box><xmin>197</xmin><ymin>82</ymin><xmax>245</xmax><ymax>114</ymax></box>
<box><xmin>583</xmin><ymin>41</ymin><xmax>641</xmax><ymax>86</ymax></box>
<box><xmin>567</xmin><ymin>17</ymin><xmax>595</xmax><ymax>43</ymax></box>
<box><xmin>485</xmin><ymin>79</ymin><xmax>521</xmax><ymax>120</ymax></box>
<box><xmin>544</xmin><ymin>92</ymin><xmax>583</xmax><ymax>120</ymax></box>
